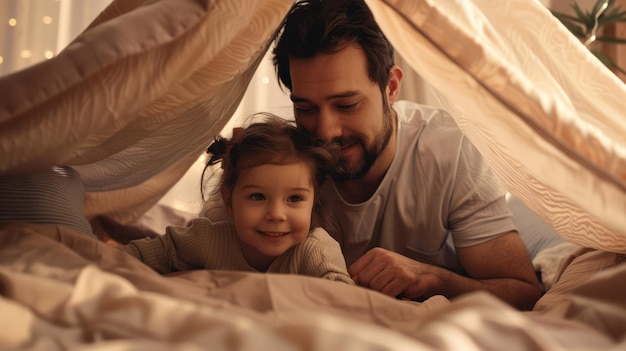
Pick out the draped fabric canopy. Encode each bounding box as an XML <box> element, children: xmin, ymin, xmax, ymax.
<box><xmin>366</xmin><ymin>0</ymin><xmax>626</xmax><ymax>252</ymax></box>
<box><xmin>0</xmin><ymin>0</ymin><xmax>625</xmax><ymax>251</ymax></box>
<box><xmin>0</xmin><ymin>0</ymin><xmax>291</xmax><ymax>223</ymax></box>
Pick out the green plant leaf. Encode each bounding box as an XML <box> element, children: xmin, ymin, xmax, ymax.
<box><xmin>552</xmin><ymin>12</ymin><xmax>586</xmax><ymax>37</ymax></box>
<box><xmin>555</xmin><ymin>0</ymin><xmax>626</xmax><ymax>76</ymax></box>
<box><xmin>551</xmin><ymin>10</ymin><xmax>586</xmax><ymax>23</ymax></box>
<box><xmin>591</xmin><ymin>49</ymin><xmax>626</xmax><ymax>74</ymax></box>
<box><xmin>571</xmin><ymin>2</ymin><xmax>594</xmax><ymax>28</ymax></box>
<box><xmin>591</xmin><ymin>0</ymin><xmax>612</xmax><ymax>16</ymax></box>
<box><xmin>598</xmin><ymin>7</ymin><xmax>626</xmax><ymax>25</ymax></box>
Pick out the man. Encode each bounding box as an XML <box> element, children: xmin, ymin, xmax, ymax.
<box><xmin>271</xmin><ymin>0</ymin><xmax>542</xmax><ymax>310</ymax></box>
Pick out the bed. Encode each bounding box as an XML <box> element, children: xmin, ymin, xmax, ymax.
<box><xmin>1</xmin><ymin>0</ymin><xmax>625</xmax><ymax>349</ymax></box>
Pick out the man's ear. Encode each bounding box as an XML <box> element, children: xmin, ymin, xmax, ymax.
<box><xmin>386</xmin><ymin>65</ymin><xmax>403</xmax><ymax>105</ymax></box>
<box><xmin>221</xmin><ymin>187</ymin><xmax>233</xmax><ymax>216</ymax></box>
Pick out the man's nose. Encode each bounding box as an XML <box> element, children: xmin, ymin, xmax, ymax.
<box><xmin>315</xmin><ymin>108</ymin><xmax>342</xmax><ymax>142</ymax></box>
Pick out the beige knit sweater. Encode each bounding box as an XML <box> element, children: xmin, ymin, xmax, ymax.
<box><xmin>122</xmin><ymin>217</ymin><xmax>354</xmax><ymax>285</ymax></box>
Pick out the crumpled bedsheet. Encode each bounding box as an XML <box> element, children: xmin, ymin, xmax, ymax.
<box><xmin>0</xmin><ymin>222</ymin><xmax>624</xmax><ymax>350</ymax></box>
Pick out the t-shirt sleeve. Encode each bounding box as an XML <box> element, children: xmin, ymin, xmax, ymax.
<box><xmin>121</xmin><ymin>218</ymin><xmax>216</xmax><ymax>273</ymax></box>
<box><xmin>296</xmin><ymin>227</ymin><xmax>355</xmax><ymax>285</ymax></box>
<box><xmin>448</xmin><ymin>136</ymin><xmax>517</xmax><ymax>247</ymax></box>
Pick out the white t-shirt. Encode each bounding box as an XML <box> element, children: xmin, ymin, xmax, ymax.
<box><xmin>321</xmin><ymin>100</ymin><xmax>516</xmax><ymax>272</ymax></box>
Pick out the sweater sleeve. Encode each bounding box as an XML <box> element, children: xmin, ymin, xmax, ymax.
<box><xmin>121</xmin><ymin>218</ymin><xmax>223</xmax><ymax>274</ymax></box>
<box><xmin>296</xmin><ymin>227</ymin><xmax>355</xmax><ymax>285</ymax></box>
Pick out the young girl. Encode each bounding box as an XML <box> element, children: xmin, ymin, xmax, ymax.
<box><xmin>122</xmin><ymin>114</ymin><xmax>354</xmax><ymax>284</ymax></box>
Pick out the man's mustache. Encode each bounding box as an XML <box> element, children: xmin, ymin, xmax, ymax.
<box><xmin>315</xmin><ymin>137</ymin><xmax>343</xmax><ymax>147</ymax></box>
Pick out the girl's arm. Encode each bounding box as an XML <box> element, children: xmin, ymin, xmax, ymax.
<box><xmin>122</xmin><ymin>218</ymin><xmax>215</xmax><ymax>273</ymax></box>
<box><xmin>298</xmin><ymin>227</ymin><xmax>355</xmax><ymax>285</ymax></box>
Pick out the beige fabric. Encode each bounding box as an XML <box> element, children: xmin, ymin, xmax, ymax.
<box><xmin>2</xmin><ymin>222</ymin><xmax>624</xmax><ymax>350</ymax></box>
<box><xmin>366</xmin><ymin>0</ymin><xmax>626</xmax><ymax>253</ymax></box>
<box><xmin>532</xmin><ymin>248</ymin><xmax>626</xmax><ymax>341</ymax></box>
<box><xmin>0</xmin><ymin>0</ymin><xmax>294</xmax><ymax>225</ymax></box>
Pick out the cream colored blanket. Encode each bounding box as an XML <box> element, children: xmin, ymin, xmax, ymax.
<box><xmin>1</xmin><ymin>223</ymin><xmax>624</xmax><ymax>350</ymax></box>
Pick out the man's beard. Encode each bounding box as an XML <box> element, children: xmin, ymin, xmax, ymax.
<box><xmin>332</xmin><ymin>106</ymin><xmax>394</xmax><ymax>182</ymax></box>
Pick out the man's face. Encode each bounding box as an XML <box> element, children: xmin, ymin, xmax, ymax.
<box><xmin>288</xmin><ymin>44</ymin><xmax>394</xmax><ymax>182</ymax></box>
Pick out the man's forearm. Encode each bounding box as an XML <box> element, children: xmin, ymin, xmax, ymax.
<box><xmin>426</xmin><ymin>265</ymin><xmax>542</xmax><ymax>310</ymax></box>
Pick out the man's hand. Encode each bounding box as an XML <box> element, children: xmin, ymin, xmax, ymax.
<box><xmin>349</xmin><ymin>247</ymin><xmax>440</xmax><ymax>300</ymax></box>
<box><xmin>348</xmin><ymin>232</ymin><xmax>543</xmax><ymax>310</ymax></box>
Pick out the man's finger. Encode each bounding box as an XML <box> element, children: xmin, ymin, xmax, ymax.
<box><xmin>347</xmin><ymin>249</ymin><xmax>377</xmax><ymax>276</ymax></box>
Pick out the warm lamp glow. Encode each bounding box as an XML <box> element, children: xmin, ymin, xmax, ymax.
<box><xmin>0</xmin><ymin>56</ymin><xmax>3</xmax><ymax>64</ymax></box>
<box><xmin>20</xmin><ymin>50</ymin><xmax>32</xmax><ymax>59</ymax></box>
<box><xmin>8</xmin><ymin>18</ymin><xmax>17</xmax><ymax>26</ymax></box>
<box><xmin>45</xmin><ymin>51</ymin><xmax>54</xmax><ymax>59</ymax></box>
<box><xmin>43</xmin><ymin>16</ymin><xmax>53</xmax><ymax>24</ymax></box>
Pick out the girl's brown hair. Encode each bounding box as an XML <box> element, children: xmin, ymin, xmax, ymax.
<box><xmin>201</xmin><ymin>113</ymin><xmax>338</xmax><ymax>231</ymax></box>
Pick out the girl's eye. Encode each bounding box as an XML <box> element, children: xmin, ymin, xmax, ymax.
<box><xmin>287</xmin><ymin>195</ymin><xmax>304</xmax><ymax>203</ymax></box>
<box><xmin>249</xmin><ymin>193</ymin><xmax>265</xmax><ymax>201</ymax></box>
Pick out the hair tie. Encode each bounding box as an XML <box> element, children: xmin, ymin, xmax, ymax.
<box><xmin>206</xmin><ymin>127</ymin><xmax>246</xmax><ymax>166</ymax></box>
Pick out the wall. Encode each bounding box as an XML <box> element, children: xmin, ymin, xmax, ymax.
<box><xmin>606</xmin><ymin>0</ymin><xmax>626</xmax><ymax>82</ymax></box>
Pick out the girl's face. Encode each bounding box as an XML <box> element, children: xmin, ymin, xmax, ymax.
<box><xmin>222</xmin><ymin>160</ymin><xmax>315</xmax><ymax>271</ymax></box>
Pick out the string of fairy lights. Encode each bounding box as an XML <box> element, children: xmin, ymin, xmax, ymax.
<box><xmin>3</xmin><ymin>16</ymin><xmax>56</xmax><ymax>63</ymax></box>
<box><xmin>0</xmin><ymin>0</ymin><xmax>61</xmax><ymax>76</ymax></box>
<box><xmin>0</xmin><ymin>0</ymin><xmax>113</xmax><ymax>76</ymax></box>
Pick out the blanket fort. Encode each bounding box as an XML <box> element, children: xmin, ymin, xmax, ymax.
<box><xmin>0</xmin><ymin>0</ymin><xmax>625</xmax><ymax>349</ymax></box>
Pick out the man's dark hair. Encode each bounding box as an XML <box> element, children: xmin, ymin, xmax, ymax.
<box><xmin>272</xmin><ymin>0</ymin><xmax>395</xmax><ymax>94</ymax></box>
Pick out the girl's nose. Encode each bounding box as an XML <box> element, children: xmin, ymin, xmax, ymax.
<box><xmin>266</xmin><ymin>201</ymin><xmax>286</xmax><ymax>221</ymax></box>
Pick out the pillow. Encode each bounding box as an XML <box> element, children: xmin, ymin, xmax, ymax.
<box><xmin>508</xmin><ymin>195</ymin><xmax>564</xmax><ymax>259</ymax></box>
<box><xmin>0</xmin><ymin>166</ymin><xmax>93</xmax><ymax>236</ymax></box>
